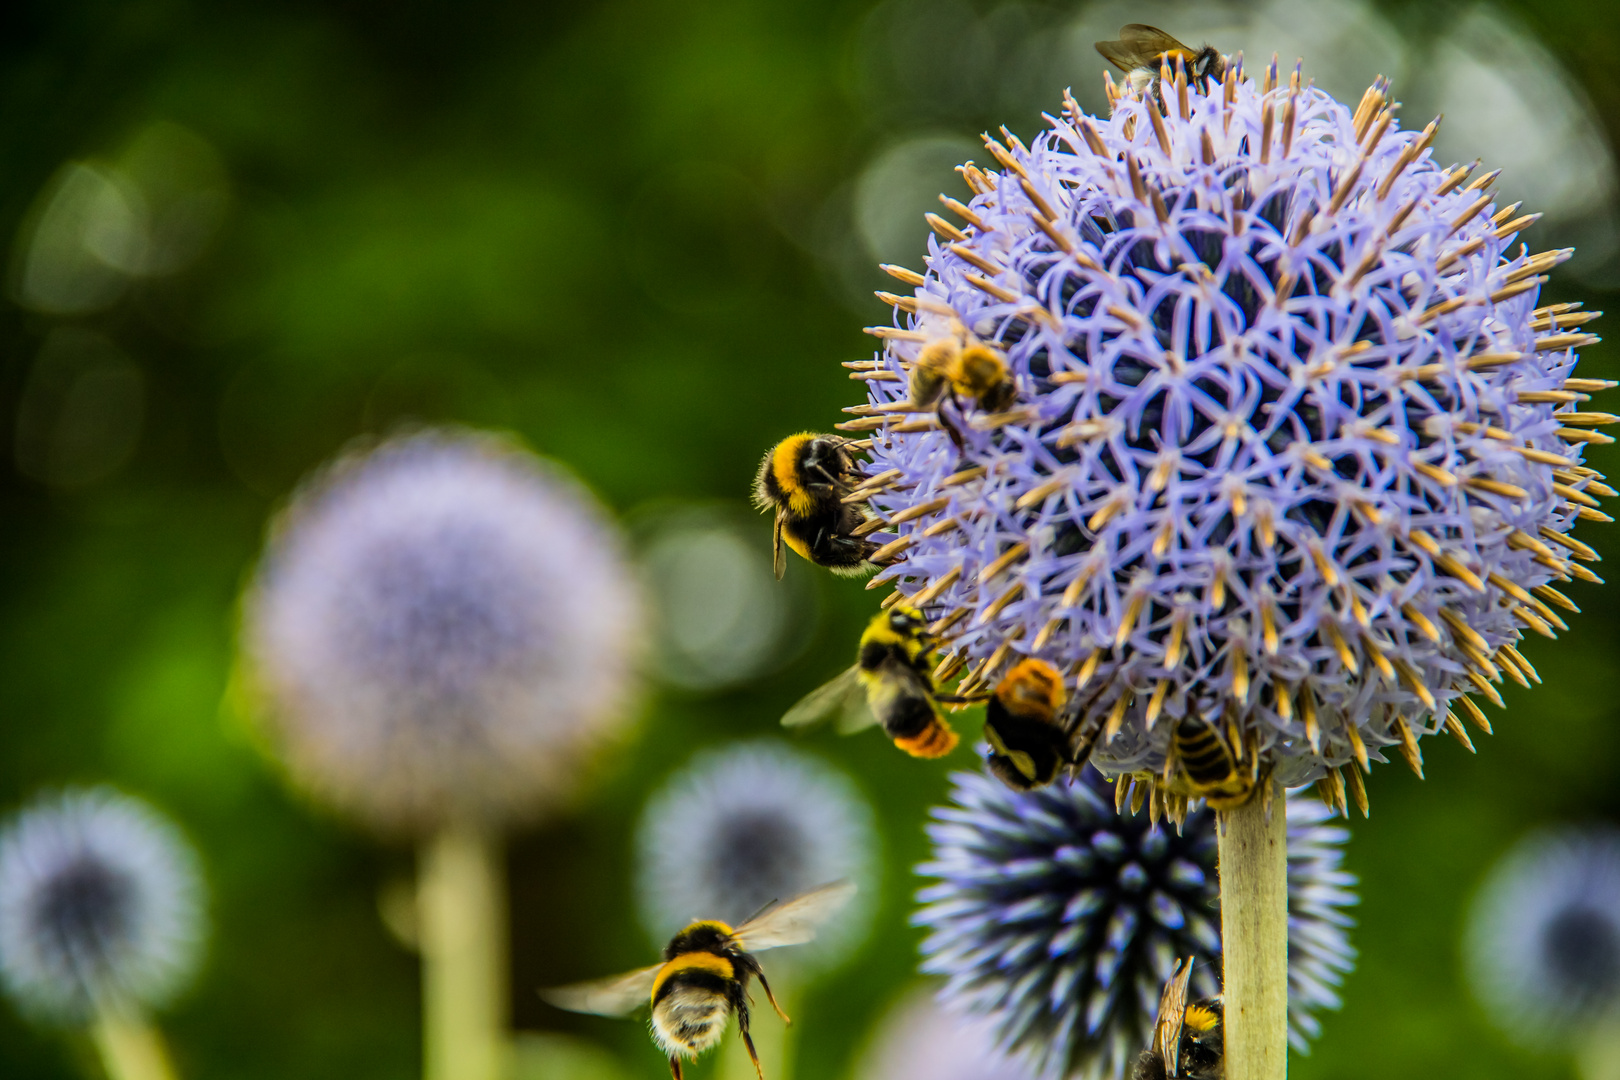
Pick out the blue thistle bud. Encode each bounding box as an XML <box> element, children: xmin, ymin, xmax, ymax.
<box><xmin>635</xmin><ymin>741</ymin><xmax>878</xmax><ymax>972</ymax></box>
<box><xmin>1466</xmin><ymin>827</ymin><xmax>1620</xmax><ymax>1046</ymax></box>
<box><xmin>839</xmin><ymin>61</ymin><xmax>1609</xmax><ymax>794</ymax></box>
<box><xmin>0</xmin><ymin>789</ymin><xmax>205</xmax><ymax>1024</ymax></box>
<box><xmin>243</xmin><ymin>428</ymin><xmax>643</xmax><ymax>835</ymax></box>
<box><xmin>914</xmin><ymin>770</ymin><xmax>1356</xmax><ymax>1078</ymax></box>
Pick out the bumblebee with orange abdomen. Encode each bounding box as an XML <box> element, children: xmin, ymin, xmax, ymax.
<box><xmin>542</xmin><ymin>881</ymin><xmax>856</xmax><ymax>1080</ymax></box>
<box><xmin>781</xmin><ymin>604</ymin><xmax>961</xmax><ymax>759</ymax></box>
<box><xmin>982</xmin><ymin>658</ymin><xmax>1103</xmax><ymax>790</ymax></box>
<box><xmin>753</xmin><ymin>433</ymin><xmax>877</xmax><ymax>579</ymax></box>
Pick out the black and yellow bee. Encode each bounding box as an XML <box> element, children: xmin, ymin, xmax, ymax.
<box><xmin>1164</xmin><ymin>715</ymin><xmax>1261</xmax><ymax>810</ymax></box>
<box><xmin>1095</xmin><ymin>24</ymin><xmax>1226</xmax><ymax>108</ymax></box>
<box><xmin>1132</xmin><ymin>957</ymin><xmax>1225</xmax><ymax>1080</ymax></box>
<box><xmin>753</xmin><ymin>433</ymin><xmax>877</xmax><ymax>580</ymax></box>
<box><xmin>982</xmin><ymin>657</ymin><xmax>1101</xmax><ymax>790</ymax></box>
<box><xmin>542</xmin><ymin>881</ymin><xmax>856</xmax><ymax>1080</ymax></box>
<box><xmin>781</xmin><ymin>604</ymin><xmax>960</xmax><ymax>758</ymax></box>
<box><xmin>909</xmin><ymin>336</ymin><xmax>1017</xmax><ymax>415</ymax></box>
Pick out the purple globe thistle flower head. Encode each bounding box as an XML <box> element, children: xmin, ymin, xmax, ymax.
<box><xmin>1466</xmin><ymin>827</ymin><xmax>1620</xmax><ymax>1046</ymax></box>
<box><xmin>914</xmin><ymin>770</ymin><xmax>1356</xmax><ymax>1078</ymax></box>
<box><xmin>0</xmin><ymin>789</ymin><xmax>205</xmax><ymax>1025</ymax></box>
<box><xmin>836</xmin><ymin>59</ymin><xmax>1610</xmax><ymax>799</ymax></box>
<box><xmin>635</xmin><ymin>741</ymin><xmax>877</xmax><ymax>974</ymax></box>
<box><xmin>243</xmin><ymin>428</ymin><xmax>642</xmax><ymax>836</ymax></box>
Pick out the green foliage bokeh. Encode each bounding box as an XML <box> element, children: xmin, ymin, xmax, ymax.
<box><xmin>1</xmin><ymin>1</ymin><xmax>1618</xmax><ymax>1079</ymax></box>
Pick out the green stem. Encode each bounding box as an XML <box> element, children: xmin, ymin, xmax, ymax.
<box><xmin>1217</xmin><ymin>783</ymin><xmax>1289</xmax><ymax>1080</ymax></box>
<box><xmin>420</xmin><ymin>822</ymin><xmax>508</xmax><ymax>1080</ymax></box>
<box><xmin>90</xmin><ymin>1004</ymin><xmax>178</xmax><ymax>1080</ymax></box>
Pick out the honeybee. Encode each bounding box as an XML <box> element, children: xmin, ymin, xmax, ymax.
<box><xmin>781</xmin><ymin>604</ymin><xmax>961</xmax><ymax>758</ymax></box>
<box><xmin>982</xmin><ymin>658</ymin><xmax>1102</xmax><ymax>790</ymax></box>
<box><xmin>542</xmin><ymin>881</ymin><xmax>856</xmax><ymax>1080</ymax></box>
<box><xmin>1095</xmin><ymin>25</ymin><xmax>1226</xmax><ymax>107</ymax></box>
<box><xmin>753</xmin><ymin>433</ymin><xmax>878</xmax><ymax>580</ymax></box>
<box><xmin>1132</xmin><ymin>958</ymin><xmax>1225</xmax><ymax>1080</ymax></box>
<box><xmin>1163</xmin><ymin>715</ymin><xmax>1261</xmax><ymax>810</ymax></box>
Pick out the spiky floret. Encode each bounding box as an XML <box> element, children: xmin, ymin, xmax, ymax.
<box><xmin>243</xmin><ymin>428</ymin><xmax>642</xmax><ymax>835</ymax></box>
<box><xmin>1466</xmin><ymin>827</ymin><xmax>1620</xmax><ymax>1046</ymax></box>
<box><xmin>841</xmin><ymin>60</ymin><xmax>1610</xmax><ymax>795</ymax></box>
<box><xmin>635</xmin><ymin>741</ymin><xmax>878</xmax><ymax>972</ymax></box>
<box><xmin>0</xmin><ymin>789</ymin><xmax>205</xmax><ymax>1024</ymax></box>
<box><xmin>914</xmin><ymin>770</ymin><xmax>1356</xmax><ymax>1078</ymax></box>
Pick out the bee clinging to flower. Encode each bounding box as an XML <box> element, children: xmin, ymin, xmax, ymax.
<box><xmin>543</xmin><ymin>881</ymin><xmax>856</xmax><ymax>1080</ymax></box>
<box><xmin>781</xmin><ymin>604</ymin><xmax>962</xmax><ymax>759</ymax></box>
<box><xmin>753</xmin><ymin>433</ymin><xmax>878</xmax><ymax>579</ymax></box>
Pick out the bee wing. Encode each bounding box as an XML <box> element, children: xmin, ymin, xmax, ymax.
<box><xmin>772</xmin><ymin>511</ymin><xmax>788</xmax><ymax>580</ymax></box>
<box><xmin>781</xmin><ymin>666</ymin><xmax>870</xmax><ymax>732</ymax></box>
<box><xmin>1153</xmin><ymin>957</ymin><xmax>1195</xmax><ymax>1075</ymax></box>
<box><xmin>541</xmin><ymin>963</ymin><xmax>664</xmax><ymax>1018</ymax></box>
<box><xmin>1095</xmin><ymin>23</ymin><xmax>1190</xmax><ymax>70</ymax></box>
<box><xmin>731</xmin><ymin>880</ymin><xmax>858</xmax><ymax>953</ymax></box>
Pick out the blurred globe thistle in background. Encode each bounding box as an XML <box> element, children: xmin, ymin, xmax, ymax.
<box><xmin>0</xmin><ymin>788</ymin><xmax>204</xmax><ymax>1024</ymax></box>
<box><xmin>837</xmin><ymin>59</ymin><xmax>1610</xmax><ymax>799</ymax></box>
<box><xmin>1466</xmin><ymin>827</ymin><xmax>1620</xmax><ymax>1048</ymax></box>
<box><xmin>854</xmin><ymin>987</ymin><xmax>1035</xmax><ymax>1080</ymax></box>
<box><xmin>636</xmin><ymin>740</ymin><xmax>877</xmax><ymax>973</ymax></box>
<box><xmin>243</xmin><ymin>427</ymin><xmax>642</xmax><ymax>835</ymax></box>
<box><xmin>914</xmin><ymin>770</ymin><xmax>1356</xmax><ymax>1078</ymax></box>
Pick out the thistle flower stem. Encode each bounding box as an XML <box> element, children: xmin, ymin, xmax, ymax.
<box><xmin>420</xmin><ymin>823</ymin><xmax>508</xmax><ymax>1080</ymax></box>
<box><xmin>91</xmin><ymin>1005</ymin><xmax>179</xmax><ymax>1080</ymax></box>
<box><xmin>1218</xmin><ymin>784</ymin><xmax>1289</xmax><ymax>1080</ymax></box>
<box><xmin>1579</xmin><ymin>1024</ymin><xmax>1620</xmax><ymax>1080</ymax></box>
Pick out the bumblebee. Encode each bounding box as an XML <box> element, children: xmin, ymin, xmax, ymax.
<box><xmin>1162</xmin><ymin>715</ymin><xmax>1260</xmax><ymax>810</ymax></box>
<box><xmin>1095</xmin><ymin>25</ymin><xmax>1226</xmax><ymax>108</ymax></box>
<box><xmin>753</xmin><ymin>433</ymin><xmax>878</xmax><ymax>580</ymax></box>
<box><xmin>1132</xmin><ymin>958</ymin><xmax>1224</xmax><ymax>1080</ymax></box>
<box><xmin>982</xmin><ymin>658</ymin><xmax>1100</xmax><ymax>790</ymax></box>
<box><xmin>542</xmin><ymin>881</ymin><xmax>856</xmax><ymax>1080</ymax></box>
<box><xmin>781</xmin><ymin>604</ymin><xmax>960</xmax><ymax>758</ymax></box>
<box><xmin>909</xmin><ymin>336</ymin><xmax>1017</xmax><ymax>415</ymax></box>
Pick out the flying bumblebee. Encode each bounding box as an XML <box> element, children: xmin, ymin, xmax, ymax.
<box><xmin>753</xmin><ymin>433</ymin><xmax>878</xmax><ymax>580</ymax></box>
<box><xmin>1095</xmin><ymin>25</ymin><xmax>1226</xmax><ymax>108</ymax></box>
<box><xmin>542</xmin><ymin>881</ymin><xmax>856</xmax><ymax>1080</ymax></box>
<box><xmin>781</xmin><ymin>604</ymin><xmax>961</xmax><ymax>758</ymax></box>
<box><xmin>982</xmin><ymin>658</ymin><xmax>1102</xmax><ymax>790</ymax></box>
<box><xmin>1131</xmin><ymin>957</ymin><xmax>1225</xmax><ymax>1080</ymax></box>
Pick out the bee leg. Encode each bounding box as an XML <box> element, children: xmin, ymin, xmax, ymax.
<box><xmin>937</xmin><ymin>395</ymin><xmax>967</xmax><ymax>454</ymax></box>
<box><xmin>668</xmin><ymin>1056</ymin><xmax>683</xmax><ymax>1080</ymax></box>
<box><xmin>755</xmin><ymin>967</ymin><xmax>792</xmax><ymax>1024</ymax></box>
<box><xmin>736</xmin><ymin>999</ymin><xmax>768</xmax><ymax>1080</ymax></box>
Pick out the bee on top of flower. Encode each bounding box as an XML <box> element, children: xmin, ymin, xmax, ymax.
<box><xmin>817</xmin><ymin>56</ymin><xmax>1611</xmax><ymax>806</ymax></box>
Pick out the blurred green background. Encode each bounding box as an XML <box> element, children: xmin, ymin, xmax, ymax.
<box><xmin>2</xmin><ymin>0</ymin><xmax>1619</xmax><ymax>1077</ymax></box>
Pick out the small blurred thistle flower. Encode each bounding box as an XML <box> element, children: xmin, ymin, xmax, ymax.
<box><xmin>636</xmin><ymin>741</ymin><xmax>877</xmax><ymax>972</ymax></box>
<box><xmin>0</xmin><ymin>789</ymin><xmax>204</xmax><ymax>1024</ymax></box>
<box><xmin>1466</xmin><ymin>827</ymin><xmax>1620</xmax><ymax>1046</ymax></box>
<box><xmin>841</xmin><ymin>60</ymin><xmax>1610</xmax><ymax>798</ymax></box>
<box><xmin>856</xmin><ymin>987</ymin><xmax>1035</xmax><ymax>1080</ymax></box>
<box><xmin>243</xmin><ymin>428</ymin><xmax>642</xmax><ymax>835</ymax></box>
<box><xmin>914</xmin><ymin>771</ymin><xmax>1355</xmax><ymax>1078</ymax></box>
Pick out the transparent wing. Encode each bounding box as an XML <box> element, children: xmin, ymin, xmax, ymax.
<box><xmin>540</xmin><ymin>963</ymin><xmax>663</xmax><ymax>1018</ymax></box>
<box><xmin>773</xmin><ymin>512</ymin><xmax>787</xmax><ymax>580</ymax></box>
<box><xmin>1153</xmin><ymin>957</ymin><xmax>1194</xmax><ymax>1075</ymax></box>
<box><xmin>732</xmin><ymin>881</ymin><xmax>858</xmax><ymax>953</ymax></box>
<box><xmin>1095</xmin><ymin>24</ymin><xmax>1190</xmax><ymax>70</ymax></box>
<box><xmin>781</xmin><ymin>667</ymin><xmax>871</xmax><ymax>731</ymax></box>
